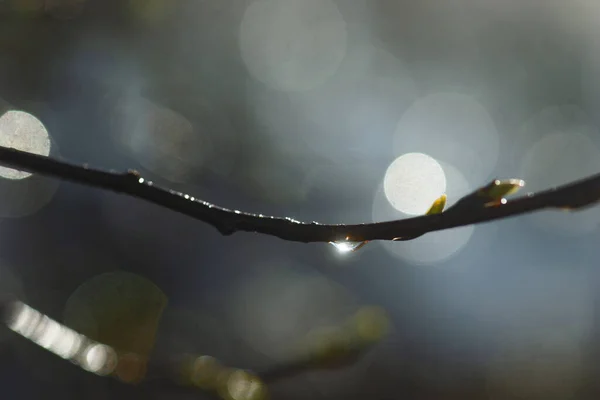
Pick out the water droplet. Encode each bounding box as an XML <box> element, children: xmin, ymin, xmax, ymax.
<box><xmin>138</xmin><ymin>178</ymin><xmax>144</xmax><ymax>184</ymax></box>
<box><xmin>329</xmin><ymin>240</ymin><xmax>367</xmax><ymax>253</ymax></box>
<box><xmin>184</xmin><ymin>194</ymin><xmax>190</xmax><ymax>200</ymax></box>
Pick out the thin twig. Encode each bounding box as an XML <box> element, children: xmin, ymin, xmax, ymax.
<box><xmin>1</xmin><ymin>145</ymin><xmax>600</xmax><ymax>243</ymax></box>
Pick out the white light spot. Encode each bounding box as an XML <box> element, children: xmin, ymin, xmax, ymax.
<box><xmin>239</xmin><ymin>0</ymin><xmax>347</xmax><ymax>92</ymax></box>
<box><xmin>81</xmin><ymin>343</ymin><xmax>116</xmax><ymax>375</ymax></box>
<box><xmin>36</xmin><ymin>319</ymin><xmax>62</xmax><ymax>350</ymax></box>
<box><xmin>7</xmin><ymin>300</ymin><xmax>84</xmax><ymax>360</ymax></box>
<box><xmin>0</xmin><ymin>110</ymin><xmax>51</xmax><ymax>180</ymax></box>
<box><xmin>374</xmin><ymin>162</ymin><xmax>474</xmax><ymax>265</ymax></box>
<box><xmin>329</xmin><ymin>241</ymin><xmax>365</xmax><ymax>253</ymax></box>
<box><xmin>51</xmin><ymin>327</ymin><xmax>83</xmax><ymax>359</ymax></box>
<box><xmin>7</xmin><ymin>301</ymin><xmax>34</xmax><ymax>333</ymax></box>
<box><xmin>226</xmin><ymin>371</ymin><xmax>266</xmax><ymax>400</ymax></box>
<box><xmin>383</xmin><ymin>153</ymin><xmax>446</xmax><ymax>216</ymax></box>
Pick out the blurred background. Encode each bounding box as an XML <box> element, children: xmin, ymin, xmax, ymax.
<box><xmin>0</xmin><ymin>0</ymin><xmax>599</xmax><ymax>398</ymax></box>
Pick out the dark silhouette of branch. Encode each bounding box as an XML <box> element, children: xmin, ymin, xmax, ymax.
<box><xmin>1</xmin><ymin>145</ymin><xmax>600</xmax><ymax>245</ymax></box>
<box><xmin>4</xmin><ymin>144</ymin><xmax>599</xmax><ymax>397</ymax></box>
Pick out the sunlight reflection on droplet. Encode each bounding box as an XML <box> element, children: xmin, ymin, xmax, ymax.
<box><xmin>239</xmin><ymin>0</ymin><xmax>347</xmax><ymax>92</ymax></box>
<box><xmin>393</xmin><ymin>93</ymin><xmax>499</xmax><ymax>186</ymax></box>
<box><xmin>373</xmin><ymin>162</ymin><xmax>474</xmax><ymax>265</ymax></box>
<box><xmin>329</xmin><ymin>240</ymin><xmax>367</xmax><ymax>254</ymax></box>
<box><xmin>0</xmin><ymin>110</ymin><xmax>51</xmax><ymax>180</ymax></box>
<box><xmin>383</xmin><ymin>153</ymin><xmax>447</xmax><ymax>216</ymax></box>
<box><xmin>519</xmin><ymin>124</ymin><xmax>600</xmax><ymax>236</ymax></box>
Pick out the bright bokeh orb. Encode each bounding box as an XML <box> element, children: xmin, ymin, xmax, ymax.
<box><xmin>383</xmin><ymin>153</ymin><xmax>446</xmax><ymax>216</ymax></box>
<box><xmin>0</xmin><ymin>110</ymin><xmax>51</xmax><ymax>180</ymax></box>
<box><xmin>239</xmin><ymin>0</ymin><xmax>347</xmax><ymax>92</ymax></box>
<box><xmin>374</xmin><ymin>161</ymin><xmax>474</xmax><ymax>265</ymax></box>
<box><xmin>82</xmin><ymin>344</ymin><xmax>117</xmax><ymax>375</ymax></box>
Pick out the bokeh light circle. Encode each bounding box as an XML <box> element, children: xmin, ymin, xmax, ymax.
<box><xmin>383</xmin><ymin>152</ymin><xmax>446</xmax><ymax>216</ymax></box>
<box><xmin>239</xmin><ymin>0</ymin><xmax>347</xmax><ymax>92</ymax></box>
<box><xmin>0</xmin><ymin>110</ymin><xmax>51</xmax><ymax>180</ymax></box>
<box><xmin>374</xmin><ymin>161</ymin><xmax>474</xmax><ymax>265</ymax></box>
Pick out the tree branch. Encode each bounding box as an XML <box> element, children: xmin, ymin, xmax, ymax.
<box><xmin>0</xmin><ymin>145</ymin><xmax>600</xmax><ymax>245</ymax></box>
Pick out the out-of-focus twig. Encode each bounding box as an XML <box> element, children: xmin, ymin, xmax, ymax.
<box><xmin>2</xmin><ymin>296</ymin><xmax>390</xmax><ymax>400</ymax></box>
<box><xmin>0</xmin><ymin>145</ymin><xmax>599</xmax><ymax>245</ymax></box>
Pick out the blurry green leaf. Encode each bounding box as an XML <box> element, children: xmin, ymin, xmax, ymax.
<box><xmin>300</xmin><ymin>306</ymin><xmax>390</xmax><ymax>369</ymax></box>
<box><xmin>351</xmin><ymin>306</ymin><xmax>391</xmax><ymax>344</ymax></box>
<box><xmin>304</xmin><ymin>326</ymin><xmax>356</xmax><ymax>367</ymax></box>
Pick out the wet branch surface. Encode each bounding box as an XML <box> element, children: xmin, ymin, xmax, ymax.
<box><xmin>1</xmin><ymin>145</ymin><xmax>600</xmax><ymax>244</ymax></box>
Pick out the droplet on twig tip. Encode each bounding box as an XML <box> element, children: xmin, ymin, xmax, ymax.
<box><xmin>329</xmin><ymin>239</ymin><xmax>368</xmax><ymax>253</ymax></box>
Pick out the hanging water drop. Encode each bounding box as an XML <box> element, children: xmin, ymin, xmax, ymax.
<box><xmin>329</xmin><ymin>240</ymin><xmax>368</xmax><ymax>253</ymax></box>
